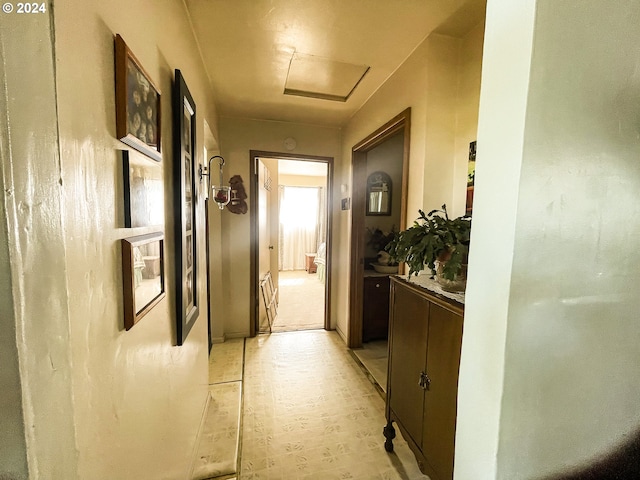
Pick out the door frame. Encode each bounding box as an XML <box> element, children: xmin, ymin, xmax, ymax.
<box><xmin>249</xmin><ymin>150</ymin><xmax>334</xmax><ymax>337</ymax></box>
<box><xmin>348</xmin><ymin>108</ymin><xmax>411</xmax><ymax>348</ymax></box>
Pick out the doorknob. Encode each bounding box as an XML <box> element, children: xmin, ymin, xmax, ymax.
<box><xmin>268</xmin><ymin>245</ymin><xmax>274</xmax><ymax>250</ymax></box>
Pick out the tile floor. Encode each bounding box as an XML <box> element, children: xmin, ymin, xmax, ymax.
<box><xmin>192</xmin><ymin>339</ymin><xmax>245</xmax><ymax>480</ymax></box>
<box><xmin>351</xmin><ymin>340</ymin><xmax>389</xmax><ymax>394</ymax></box>
<box><xmin>240</xmin><ymin>331</ymin><xmax>429</xmax><ymax>479</ymax></box>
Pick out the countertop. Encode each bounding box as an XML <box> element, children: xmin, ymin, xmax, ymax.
<box><xmin>393</xmin><ymin>273</ymin><xmax>465</xmax><ymax>305</ymax></box>
<box><xmin>363</xmin><ymin>269</ymin><xmax>396</xmax><ymax>278</ymax></box>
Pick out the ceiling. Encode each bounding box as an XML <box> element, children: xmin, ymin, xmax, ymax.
<box><xmin>185</xmin><ymin>0</ymin><xmax>486</xmax><ymax>128</ymax></box>
<box><xmin>277</xmin><ymin>159</ymin><xmax>327</xmax><ymax>177</ymax></box>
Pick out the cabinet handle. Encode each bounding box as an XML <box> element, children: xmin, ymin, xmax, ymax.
<box><xmin>418</xmin><ymin>371</ymin><xmax>431</xmax><ymax>391</ymax></box>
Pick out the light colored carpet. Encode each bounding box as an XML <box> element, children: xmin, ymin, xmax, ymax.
<box><xmin>268</xmin><ymin>270</ymin><xmax>325</xmax><ymax>333</ymax></box>
<box><xmin>240</xmin><ymin>330</ymin><xmax>429</xmax><ymax>479</ymax></box>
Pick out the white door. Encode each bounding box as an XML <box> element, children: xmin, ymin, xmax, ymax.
<box><xmin>257</xmin><ymin>159</ymin><xmax>273</xmax><ymax>330</ymax></box>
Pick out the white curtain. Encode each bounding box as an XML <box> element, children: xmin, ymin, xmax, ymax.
<box><xmin>279</xmin><ymin>186</ymin><xmax>324</xmax><ymax>270</ymax></box>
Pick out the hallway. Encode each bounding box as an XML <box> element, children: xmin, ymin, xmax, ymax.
<box><xmin>209</xmin><ymin>330</ymin><xmax>428</xmax><ymax>479</ymax></box>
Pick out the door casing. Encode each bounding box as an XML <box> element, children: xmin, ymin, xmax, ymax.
<box><xmin>249</xmin><ymin>150</ymin><xmax>334</xmax><ymax>337</ymax></box>
<box><xmin>348</xmin><ymin>108</ymin><xmax>411</xmax><ymax>348</ymax></box>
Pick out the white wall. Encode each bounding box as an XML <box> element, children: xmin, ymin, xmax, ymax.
<box><xmin>454</xmin><ymin>0</ymin><xmax>534</xmax><ymax>476</ymax></box>
<box><xmin>218</xmin><ymin>117</ymin><xmax>341</xmax><ymax>336</ymax></box>
<box><xmin>457</xmin><ymin>0</ymin><xmax>640</xmax><ymax>478</ymax></box>
<box><xmin>1</xmin><ymin>0</ymin><xmax>220</xmax><ymax>477</ymax></box>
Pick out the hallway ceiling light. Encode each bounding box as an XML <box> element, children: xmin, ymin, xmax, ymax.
<box><xmin>284</xmin><ymin>52</ymin><xmax>370</xmax><ymax>102</ymax></box>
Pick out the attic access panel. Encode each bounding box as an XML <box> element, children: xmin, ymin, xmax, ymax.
<box><xmin>284</xmin><ymin>52</ymin><xmax>370</xmax><ymax>102</ymax></box>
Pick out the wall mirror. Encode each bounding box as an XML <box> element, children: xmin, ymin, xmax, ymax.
<box><xmin>366</xmin><ymin>171</ymin><xmax>392</xmax><ymax>215</ymax></box>
<box><xmin>121</xmin><ymin>232</ymin><xmax>165</xmax><ymax>330</ymax></box>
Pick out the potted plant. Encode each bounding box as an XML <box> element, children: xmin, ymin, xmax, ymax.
<box><xmin>365</xmin><ymin>226</ymin><xmax>399</xmax><ymax>273</ymax></box>
<box><xmin>385</xmin><ymin>205</ymin><xmax>471</xmax><ymax>291</ymax></box>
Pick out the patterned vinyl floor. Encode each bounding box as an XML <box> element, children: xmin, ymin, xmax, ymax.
<box><xmin>240</xmin><ymin>330</ymin><xmax>429</xmax><ymax>479</ymax></box>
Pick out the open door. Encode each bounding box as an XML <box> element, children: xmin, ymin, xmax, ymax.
<box><xmin>256</xmin><ymin>159</ymin><xmax>276</xmax><ymax>331</ymax></box>
<box><xmin>348</xmin><ymin>109</ymin><xmax>411</xmax><ymax>348</ymax></box>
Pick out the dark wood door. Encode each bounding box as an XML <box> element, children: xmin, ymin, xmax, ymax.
<box><xmin>388</xmin><ymin>282</ymin><xmax>429</xmax><ymax>446</ymax></box>
<box><xmin>421</xmin><ymin>302</ymin><xmax>464</xmax><ymax>480</ymax></box>
<box><xmin>362</xmin><ymin>276</ymin><xmax>390</xmax><ymax>341</ymax></box>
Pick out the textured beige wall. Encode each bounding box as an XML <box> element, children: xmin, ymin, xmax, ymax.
<box><xmin>454</xmin><ymin>21</ymin><xmax>485</xmax><ymax>214</ymax></box>
<box><xmin>7</xmin><ymin>0</ymin><xmax>222</xmax><ymax>477</ymax></box>
<box><xmin>0</xmin><ymin>7</ymin><xmax>77</xmax><ymax>479</ymax></box>
<box><xmin>335</xmin><ymin>26</ymin><xmax>484</xmax><ymax>342</ymax></box>
<box><xmin>279</xmin><ymin>173</ymin><xmax>326</xmax><ymax>187</ymax></box>
<box><xmin>218</xmin><ymin>117</ymin><xmax>341</xmax><ymax>336</ymax></box>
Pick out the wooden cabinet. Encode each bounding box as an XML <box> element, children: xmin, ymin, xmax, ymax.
<box><xmin>304</xmin><ymin>253</ymin><xmax>317</xmax><ymax>274</ymax></box>
<box><xmin>384</xmin><ymin>276</ymin><xmax>464</xmax><ymax>480</ymax></box>
<box><xmin>362</xmin><ymin>275</ymin><xmax>390</xmax><ymax>342</ymax></box>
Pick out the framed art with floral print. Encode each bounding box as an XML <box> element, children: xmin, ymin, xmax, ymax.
<box><xmin>173</xmin><ymin>69</ymin><xmax>199</xmax><ymax>345</ymax></box>
<box><xmin>115</xmin><ymin>34</ymin><xmax>162</xmax><ymax>162</ymax></box>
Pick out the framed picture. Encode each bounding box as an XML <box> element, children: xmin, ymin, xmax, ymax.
<box><xmin>466</xmin><ymin>140</ymin><xmax>477</xmax><ymax>216</ymax></box>
<box><xmin>121</xmin><ymin>232</ymin><xmax>165</xmax><ymax>330</ymax></box>
<box><xmin>173</xmin><ymin>69</ymin><xmax>198</xmax><ymax>345</ymax></box>
<box><xmin>122</xmin><ymin>150</ymin><xmax>164</xmax><ymax>227</ymax></box>
<box><xmin>115</xmin><ymin>34</ymin><xmax>162</xmax><ymax>162</ymax></box>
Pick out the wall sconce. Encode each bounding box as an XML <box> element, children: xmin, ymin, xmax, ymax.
<box><xmin>199</xmin><ymin>155</ymin><xmax>231</xmax><ymax>210</ymax></box>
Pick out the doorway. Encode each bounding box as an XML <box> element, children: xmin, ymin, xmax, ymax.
<box><xmin>348</xmin><ymin>109</ymin><xmax>411</xmax><ymax>350</ymax></box>
<box><xmin>249</xmin><ymin>150</ymin><xmax>333</xmax><ymax>336</ymax></box>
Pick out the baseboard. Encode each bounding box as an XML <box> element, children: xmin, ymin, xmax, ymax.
<box><xmin>223</xmin><ymin>332</ymin><xmax>249</xmax><ymax>339</ymax></box>
<box><xmin>190</xmin><ymin>383</ymin><xmax>242</xmax><ymax>480</ymax></box>
<box><xmin>188</xmin><ymin>391</ymin><xmax>212</xmax><ymax>480</ymax></box>
<box><xmin>335</xmin><ymin>323</ymin><xmax>347</xmax><ymax>344</ymax></box>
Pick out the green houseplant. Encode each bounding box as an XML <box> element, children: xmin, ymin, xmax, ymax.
<box><xmin>385</xmin><ymin>205</ymin><xmax>471</xmax><ymax>290</ymax></box>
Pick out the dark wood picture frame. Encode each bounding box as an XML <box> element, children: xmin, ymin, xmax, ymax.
<box><xmin>115</xmin><ymin>34</ymin><xmax>162</xmax><ymax>162</ymax></box>
<box><xmin>122</xmin><ymin>150</ymin><xmax>164</xmax><ymax>227</ymax></box>
<box><xmin>121</xmin><ymin>232</ymin><xmax>166</xmax><ymax>330</ymax></box>
<box><xmin>173</xmin><ymin>69</ymin><xmax>198</xmax><ymax>345</ymax></box>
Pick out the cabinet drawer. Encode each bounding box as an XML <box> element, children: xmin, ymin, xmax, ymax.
<box><xmin>362</xmin><ymin>276</ymin><xmax>390</xmax><ymax>341</ymax></box>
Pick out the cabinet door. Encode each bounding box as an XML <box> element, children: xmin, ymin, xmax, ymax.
<box><xmin>421</xmin><ymin>302</ymin><xmax>464</xmax><ymax>480</ymax></box>
<box><xmin>388</xmin><ymin>283</ymin><xmax>429</xmax><ymax>447</ymax></box>
<box><xmin>362</xmin><ymin>276</ymin><xmax>390</xmax><ymax>341</ymax></box>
